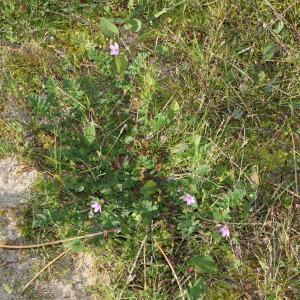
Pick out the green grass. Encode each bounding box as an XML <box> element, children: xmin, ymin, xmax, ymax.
<box><xmin>1</xmin><ymin>0</ymin><xmax>300</xmax><ymax>299</ymax></box>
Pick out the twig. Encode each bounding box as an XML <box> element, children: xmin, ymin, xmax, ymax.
<box><xmin>154</xmin><ymin>238</ymin><xmax>184</xmax><ymax>300</ymax></box>
<box><xmin>143</xmin><ymin>239</ymin><xmax>147</xmax><ymax>290</ymax></box>
<box><xmin>290</xmin><ymin>234</ymin><xmax>300</xmax><ymax>240</ymax></box>
<box><xmin>267</xmin><ymin>180</ymin><xmax>300</xmax><ymax>200</ymax></box>
<box><xmin>127</xmin><ymin>236</ymin><xmax>147</xmax><ymax>283</ymax></box>
<box><xmin>0</xmin><ymin>228</ymin><xmax>120</xmax><ymax>249</ymax></box>
<box><xmin>22</xmin><ymin>248</ymin><xmax>70</xmax><ymax>293</ymax></box>
<box><xmin>198</xmin><ymin>216</ymin><xmax>270</xmax><ymax>226</ymax></box>
<box><xmin>117</xmin><ymin>236</ymin><xmax>148</xmax><ymax>300</ymax></box>
<box><xmin>291</xmin><ymin>132</ymin><xmax>299</xmax><ymax>195</ymax></box>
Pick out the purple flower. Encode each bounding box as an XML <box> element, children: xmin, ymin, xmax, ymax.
<box><xmin>91</xmin><ymin>202</ymin><xmax>102</xmax><ymax>213</ymax></box>
<box><xmin>219</xmin><ymin>225</ymin><xmax>230</xmax><ymax>238</ymax></box>
<box><xmin>109</xmin><ymin>42</ymin><xmax>119</xmax><ymax>56</ymax></box>
<box><xmin>182</xmin><ymin>193</ymin><xmax>197</xmax><ymax>206</ymax></box>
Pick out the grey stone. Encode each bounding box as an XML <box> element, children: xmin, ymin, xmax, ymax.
<box><xmin>0</xmin><ymin>157</ymin><xmax>106</xmax><ymax>299</ymax></box>
<box><xmin>0</xmin><ymin>157</ymin><xmax>38</xmax><ymax>207</ymax></box>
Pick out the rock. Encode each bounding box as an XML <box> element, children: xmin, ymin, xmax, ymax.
<box><xmin>0</xmin><ymin>157</ymin><xmax>107</xmax><ymax>299</ymax></box>
<box><xmin>0</xmin><ymin>157</ymin><xmax>38</xmax><ymax>207</ymax></box>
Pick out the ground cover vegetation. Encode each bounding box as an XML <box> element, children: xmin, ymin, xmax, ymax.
<box><xmin>0</xmin><ymin>0</ymin><xmax>300</xmax><ymax>299</ymax></box>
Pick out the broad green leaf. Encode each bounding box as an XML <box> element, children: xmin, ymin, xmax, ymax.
<box><xmin>84</xmin><ymin>121</ymin><xmax>96</xmax><ymax>145</ymax></box>
<box><xmin>188</xmin><ymin>279</ymin><xmax>207</xmax><ymax>300</ymax></box>
<box><xmin>262</xmin><ymin>43</ymin><xmax>276</xmax><ymax>61</ymax></box>
<box><xmin>141</xmin><ymin>180</ymin><xmax>158</xmax><ymax>197</ymax></box>
<box><xmin>115</xmin><ymin>54</ymin><xmax>128</xmax><ymax>76</ymax></box>
<box><xmin>124</xmin><ymin>135</ymin><xmax>135</xmax><ymax>144</ymax></box>
<box><xmin>189</xmin><ymin>255</ymin><xmax>218</xmax><ymax>273</ymax></box>
<box><xmin>263</xmin><ymin>84</ymin><xmax>274</xmax><ymax>93</ymax></box>
<box><xmin>99</xmin><ymin>18</ymin><xmax>119</xmax><ymax>37</ymax></box>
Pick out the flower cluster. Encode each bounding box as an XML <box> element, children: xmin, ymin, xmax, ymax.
<box><xmin>109</xmin><ymin>42</ymin><xmax>119</xmax><ymax>56</ymax></box>
<box><xmin>91</xmin><ymin>202</ymin><xmax>102</xmax><ymax>213</ymax></box>
<box><xmin>181</xmin><ymin>193</ymin><xmax>197</xmax><ymax>206</ymax></box>
<box><xmin>219</xmin><ymin>225</ymin><xmax>230</xmax><ymax>238</ymax></box>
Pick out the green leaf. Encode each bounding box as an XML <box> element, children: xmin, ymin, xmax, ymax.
<box><xmin>170</xmin><ymin>143</ymin><xmax>189</xmax><ymax>154</ymax></box>
<box><xmin>151</xmin><ymin>112</ymin><xmax>170</xmax><ymax>132</ymax></box>
<box><xmin>192</xmin><ymin>134</ymin><xmax>201</xmax><ymax>149</ymax></box>
<box><xmin>189</xmin><ymin>255</ymin><xmax>218</xmax><ymax>273</ymax></box>
<box><xmin>263</xmin><ymin>84</ymin><xmax>274</xmax><ymax>93</ymax></box>
<box><xmin>99</xmin><ymin>18</ymin><xmax>119</xmax><ymax>37</ymax></box>
<box><xmin>3</xmin><ymin>283</ymin><xmax>13</xmax><ymax>295</ymax></box>
<box><xmin>262</xmin><ymin>43</ymin><xmax>276</xmax><ymax>61</ymax></box>
<box><xmin>129</xmin><ymin>18</ymin><xmax>142</xmax><ymax>32</ymax></box>
<box><xmin>124</xmin><ymin>135</ymin><xmax>135</xmax><ymax>144</ymax></box>
<box><xmin>131</xmin><ymin>2</ymin><xmax>148</xmax><ymax>18</ymax></box>
<box><xmin>258</xmin><ymin>259</ymin><xmax>268</xmax><ymax>270</ymax></box>
<box><xmin>66</xmin><ymin>240</ymin><xmax>84</xmax><ymax>253</ymax></box>
<box><xmin>115</xmin><ymin>54</ymin><xmax>128</xmax><ymax>76</ymax></box>
<box><xmin>232</xmin><ymin>107</ymin><xmax>244</xmax><ymax>119</ymax></box>
<box><xmin>274</xmin><ymin>21</ymin><xmax>284</xmax><ymax>34</ymax></box>
<box><xmin>267</xmin><ymin>294</ymin><xmax>277</xmax><ymax>300</ymax></box>
<box><xmin>141</xmin><ymin>180</ymin><xmax>158</xmax><ymax>197</ymax></box>
<box><xmin>188</xmin><ymin>279</ymin><xmax>207</xmax><ymax>300</ymax></box>
<box><xmin>291</xmin><ymin>100</ymin><xmax>300</xmax><ymax>109</ymax></box>
<box><xmin>84</xmin><ymin>121</ymin><xmax>96</xmax><ymax>145</ymax></box>
<box><xmin>225</xmin><ymin>188</ymin><xmax>246</xmax><ymax>207</ymax></box>
<box><xmin>65</xmin><ymin>180</ymin><xmax>85</xmax><ymax>192</ymax></box>
<box><xmin>154</xmin><ymin>8</ymin><xmax>168</xmax><ymax>19</ymax></box>
<box><xmin>171</xmin><ymin>100</ymin><xmax>180</xmax><ymax>114</ymax></box>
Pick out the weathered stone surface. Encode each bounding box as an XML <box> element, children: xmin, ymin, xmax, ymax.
<box><xmin>0</xmin><ymin>157</ymin><xmax>38</xmax><ymax>207</ymax></box>
<box><xmin>0</xmin><ymin>157</ymin><xmax>107</xmax><ymax>299</ymax></box>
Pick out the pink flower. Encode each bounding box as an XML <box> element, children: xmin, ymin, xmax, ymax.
<box><xmin>182</xmin><ymin>193</ymin><xmax>197</xmax><ymax>206</ymax></box>
<box><xmin>219</xmin><ymin>225</ymin><xmax>230</xmax><ymax>238</ymax></box>
<box><xmin>91</xmin><ymin>202</ymin><xmax>102</xmax><ymax>213</ymax></box>
<box><xmin>109</xmin><ymin>42</ymin><xmax>119</xmax><ymax>56</ymax></box>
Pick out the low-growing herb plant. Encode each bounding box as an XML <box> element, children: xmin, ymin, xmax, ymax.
<box><xmin>1</xmin><ymin>1</ymin><xmax>299</xmax><ymax>299</ymax></box>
